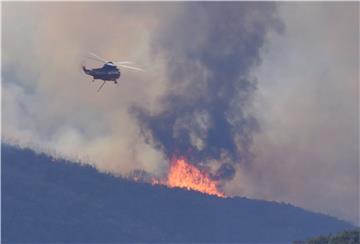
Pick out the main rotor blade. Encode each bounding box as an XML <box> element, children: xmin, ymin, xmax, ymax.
<box><xmin>117</xmin><ymin>64</ymin><xmax>144</xmax><ymax>72</ymax></box>
<box><xmin>87</xmin><ymin>56</ymin><xmax>106</xmax><ymax>64</ymax></box>
<box><xmin>88</xmin><ymin>52</ymin><xmax>107</xmax><ymax>64</ymax></box>
<box><xmin>114</xmin><ymin>61</ymin><xmax>133</xmax><ymax>65</ymax></box>
<box><xmin>97</xmin><ymin>81</ymin><xmax>106</xmax><ymax>92</ymax></box>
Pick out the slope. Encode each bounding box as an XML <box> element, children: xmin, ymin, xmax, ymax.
<box><xmin>2</xmin><ymin>144</ymin><xmax>354</xmax><ymax>243</ymax></box>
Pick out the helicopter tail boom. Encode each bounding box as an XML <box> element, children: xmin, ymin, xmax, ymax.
<box><xmin>82</xmin><ymin>65</ymin><xmax>92</xmax><ymax>75</ymax></box>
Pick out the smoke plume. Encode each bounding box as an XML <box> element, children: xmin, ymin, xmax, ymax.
<box><xmin>132</xmin><ymin>2</ymin><xmax>283</xmax><ymax>181</ymax></box>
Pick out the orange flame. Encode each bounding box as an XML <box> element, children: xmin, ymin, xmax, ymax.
<box><xmin>166</xmin><ymin>158</ymin><xmax>224</xmax><ymax>197</ymax></box>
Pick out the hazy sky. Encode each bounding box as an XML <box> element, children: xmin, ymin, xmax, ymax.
<box><xmin>2</xmin><ymin>2</ymin><xmax>358</xmax><ymax>224</ymax></box>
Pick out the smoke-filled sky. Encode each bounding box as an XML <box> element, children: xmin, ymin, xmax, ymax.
<box><xmin>2</xmin><ymin>2</ymin><xmax>358</xmax><ymax>224</ymax></box>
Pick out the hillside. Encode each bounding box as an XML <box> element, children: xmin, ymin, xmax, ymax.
<box><xmin>2</xmin><ymin>144</ymin><xmax>354</xmax><ymax>243</ymax></box>
<box><xmin>293</xmin><ymin>230</ymin><xmax>359</xmax><ymax>244</ymax></box>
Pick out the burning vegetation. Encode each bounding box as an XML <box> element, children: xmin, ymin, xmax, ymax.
<box><xmin>145</xmin><ymin>157</ymin><xmax>224</xmax><ymax>198</ymax></box>
<box><xmin>166</xmin><ymin>158</ymin><xmax>224</xmax><ymax>197</ymax></box>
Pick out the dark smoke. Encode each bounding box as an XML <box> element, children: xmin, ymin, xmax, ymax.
<box><xmin>212</xmin><ymin>163</ymin><xmax>236</xmax><ymax>181</ymax></box>
<box><xmin>132</xmin><ymin>2</ymin><xmax>283</xmax><ymax>181</ymax></box>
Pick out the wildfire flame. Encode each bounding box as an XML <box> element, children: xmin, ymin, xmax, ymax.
<box><xmin>165</xmin><ymin>158</ymin><xmax>224</xmax><ymax>197</ymax></box>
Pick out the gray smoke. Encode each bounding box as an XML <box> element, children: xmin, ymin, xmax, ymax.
<box><xmin>132</xmin><ymin>2</ymin><xmax>283</xmax><ymax>181</ymax></box>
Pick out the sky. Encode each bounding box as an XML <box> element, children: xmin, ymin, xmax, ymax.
<box><xmin>2</xmin><ymin>2</ymin><xmax>359</xmax><ymax>225</ymax></box>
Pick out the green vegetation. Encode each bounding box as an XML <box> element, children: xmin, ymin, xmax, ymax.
<box><xmin>294</xmin><ymin>230</ymin><xmax>359</xmax><ymax>244</ymax></box>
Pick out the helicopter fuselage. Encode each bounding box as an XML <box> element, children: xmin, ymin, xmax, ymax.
<box><xmin>83</xmin><ymin>63</ymin><xmax>120</xmax><ymax>82</ymax></box>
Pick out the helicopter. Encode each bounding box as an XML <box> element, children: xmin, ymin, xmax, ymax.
<box><xmin>82</xmin><ymin>52</ymin><xmax>144</xmax><ymax>92</ymax></box>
